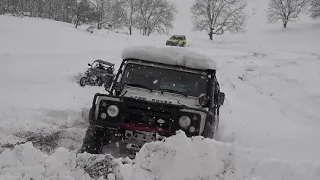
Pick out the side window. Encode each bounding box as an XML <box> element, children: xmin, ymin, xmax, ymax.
<box><xmin>210</xmin><ymin>82</ymin><xmax>216</xmax><ymax>110</ymax></box>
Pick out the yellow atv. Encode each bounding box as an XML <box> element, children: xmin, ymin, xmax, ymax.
<box><xmin>166</xmin><ymin>35</ymin><xmax>186</xmax><ymax>47</ymax></box>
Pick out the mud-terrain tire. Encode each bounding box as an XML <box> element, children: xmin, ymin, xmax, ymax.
<box><xmin>88</xmin><ymin>107</ymin><xmax>95</xmax><ymax>125</ymax></box>
<box><xmin>203</xmin><ymin>121</ymin><xmax>214</xmax><ymax>139</ymax></box>
<box><xmin>213</xmin><ymin>116</ymin><xmax>220</xmax><ymax>141</ymax></box>
<box><xmin>80</xmin><ymin>125</ymin><xmax>104</xmax><ymax>154</ymax></box>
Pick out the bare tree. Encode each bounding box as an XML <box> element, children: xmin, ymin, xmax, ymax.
<box><xmin>91</xmin><ymin>0</ymin><xmax>123</xmax><ymax>29</ymax></box>
<box><xmin>74</xmin><ymin>0</ymin><xmax>95</xmax><ymax>28</ymax></box>
<box><xmin>0</xmin><ymin>0</ymin><xmax>10</xmax><ymax>14</ymax></box>
<box><xmin>91</xmin><ymin>0</ymin><xmax>109</xmax><ymax>29</ymax></box>
<box><xmin>267</xmin><ymin>0</ymin><xmax>309</xmax><ymax>28</ymax></box>
<box><xmin>135</xmin><ymin>0</ymin><xmax>177</xmax><ymax>36</ymax></box>
<box><xmin>310</xmin><ymin>0</ymin><xmax>320</xmax><ymax>19</ymax></box>
<box><xmin>190</xmin><ymin>0</ymin><xmax>247</xmax><ymax>40</ymax></box>
<box><xmin>118</xmin><ymin>0</ymin><xmax>139</xmax><ymax>35</ymax></box>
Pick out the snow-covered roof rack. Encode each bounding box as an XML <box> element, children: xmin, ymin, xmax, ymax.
<box><xmin>121</xmin><ymin>46</ymin><xmax>216</xmax><ymax>70</ymax></box>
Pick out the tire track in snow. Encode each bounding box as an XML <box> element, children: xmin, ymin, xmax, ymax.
<box><xmin>189</xmin><ymin>44</ymin><xmax>320</xmax><ymax>163</ymax></box>
<box><xmin>0</xmin><ymin>108</ymin><xmax>90</xmax><ymax>154</ymax></box>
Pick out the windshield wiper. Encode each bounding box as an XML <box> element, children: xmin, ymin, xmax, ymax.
<box><xmin>124</xmin><ymin>83</ymin><xmax>153</xmax><ymax>92</ymax></box>
<box><xmin>159</xmin><ymin>88</ymin><xmax>188</xmax><ymax>97</ymax></box>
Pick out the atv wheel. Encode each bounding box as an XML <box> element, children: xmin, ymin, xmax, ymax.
<box><xmin>80</xmin><ymin>125</ymin><xmax>104</xmax><ymax>154</ymax></box>
<box><xmin>79</xmin><ymin>77</ymin><xmax>88</xmax><ymax>87</ymax></box>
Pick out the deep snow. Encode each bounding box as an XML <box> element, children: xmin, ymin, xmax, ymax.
<box><xmin>1</xmin><ymin>0</ymin><xmax>320</xmax><ymax>179</ymax></box>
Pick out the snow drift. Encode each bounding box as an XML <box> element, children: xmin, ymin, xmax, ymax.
<box><xmin>0</xmin><ymin>141</ymin><xmax>125</xmax><ymax>180</ymax></box>
<box><xmin>1</xmin><ymin>131</ymin><xmax>319</xmax><ymax>180</ymax></box>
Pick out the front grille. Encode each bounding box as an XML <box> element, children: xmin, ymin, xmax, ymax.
<box><xmin>124</xmin><ymin>112</ymin><xmax>171</xmax><ymax>129</ymax></box>
<box><xmin>123</xmin><ymin>99</ymin><xmax>176</xmax><ymax>129</ymax></box>
<box><xmin>126</xmin><ymin>100</ymin><xmax>174</xmax><ymax>114</ymax></box>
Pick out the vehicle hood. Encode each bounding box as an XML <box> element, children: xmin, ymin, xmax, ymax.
<box><xmin>120</xmin><ymin>87</ymin><xmax>202</xmax><ymax>108</ymax></box>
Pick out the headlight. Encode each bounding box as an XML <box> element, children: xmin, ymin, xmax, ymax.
<box><xmin>101</xmin><ymin>102</ymin><xmax>107</xmax><ymax>107</ymax></box>
<box><xmin>192</xmin><ymin>114</ymin><xmax>198</xmax><ymax>121</ymax></box>
<box><xmin>107</xmin><ymin>105</ymin><xmax>119</xmax><ymax>117</ymax></box>
<box><xmin>189</xmin><ymin>126</ymin><xmax>196</xmax><ymax>133</ymax></box>
<box><xmin>179</xmin><ymin>116</ymin><xmax>191</xmax><ymax>128</ymax></box>
<box><xmin>101</xmin><ymin>113</ymin><xmax>107</xmax><ymax>119</ymax></box>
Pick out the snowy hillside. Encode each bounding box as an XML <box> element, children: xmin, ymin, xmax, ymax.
<box><xmin>1</xmin><ymin>0</ymin><xmax>320</xmax><ymax>179</ymax></box>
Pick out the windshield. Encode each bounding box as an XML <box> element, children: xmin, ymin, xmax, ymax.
<box><xmin>170</xmin><ymin>36</ymin><xmax>179</xmax><ymax>40</ymax></box>
<box><xmin>121</xmin><ymin>63</ymin><xmax>208</xmax><ymax>97</ymax></box>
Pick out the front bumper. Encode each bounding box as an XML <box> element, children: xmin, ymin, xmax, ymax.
<box><xmin>118</xmin><ymin>129</ymin><xmax>167</xmax><ymax>158</ymax></box>
<box><xmin>166</xmin><ymin>41</ymin><xmax>178</xmax><ymax>46</ymax></box>
<box><xmin>95</xmin><ymin>125</ymin><xmax>168</xmax><ymax>158</ymax></box>
<box><xmin>90</xmin><ymin>93</ymin><xmax>210</xmax><ymax>157</ymax></box>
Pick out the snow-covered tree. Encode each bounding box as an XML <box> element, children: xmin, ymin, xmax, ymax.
<box><xmin>0</xmin><ymin>0</ymin><xmax>10</xmax><ymax>14</ymax></box>
<box><xmin>74</xmin><ymin>0</ymin><xmax>95</xmax><ymax>28</ymax></box>
<box><xmin>310</xmin><ymin>0</ymin><xmax>320</xmax><ymax>19</ymax></box>
<box><xmin>267</xmin><ymin>0</ymin><xmax>309</xmax><ymax>28</ymax></box>
<box><xmin>91</xmin><ymin>0</ymin><xmax>109</xmax><ymax>29</ymax></box>
<box><xmin>91</xmin><ymin>0</ymin><xmax>123</xmax><ymax>29</ymax></box>
<box><xmin>118</xmin><ymin>0</ymin><xmax>139</xmax><ymax>35</ymax></box>
<box><xmin>190</xmin><ymin>0</ymin><xmax>247</xmax><ymax>40</ymax></box>
<box><xmin>135</xmin><ymin>0</ymin><xmax>177</xmax><ymax>36</ymax></box>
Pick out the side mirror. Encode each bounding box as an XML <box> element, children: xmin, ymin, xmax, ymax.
<box><xmin>114</xmin><ymin>82</ymin><xmax>124</xmax><ymax>92</ymax></box>
<box><xmin>217</xmin><ymin>92</ymin><xmax>225</xmax><ymax>106</ymax></box>
<box><xmin>88</xmin><ymin>63</ymin><xmax>91</xmax><ymax>66</ymax></box>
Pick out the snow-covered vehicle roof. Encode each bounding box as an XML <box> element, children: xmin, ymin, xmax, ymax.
<box><xmin>171</xmin><ymin>35</ymin><xmax>185</xmax><ymax>38</ymax></box>
<box><xmin>121</xmin><ymin>46</ymin><xmax>216</xmax><ymax>70</ymax></box>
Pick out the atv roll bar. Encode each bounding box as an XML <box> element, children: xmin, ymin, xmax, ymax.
<box><xmin>93</xmin><ymin>59</ymin><xmax>115</xmax><ymax>67</ymax></box>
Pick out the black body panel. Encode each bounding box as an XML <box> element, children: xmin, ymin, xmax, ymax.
<box><xmin>90</xmin><ymin>93</ymin><xmax>211</xmax><ymax>138</ymax></box>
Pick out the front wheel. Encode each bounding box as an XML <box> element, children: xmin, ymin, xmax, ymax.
<box><xmin>213</xmin><ymin>116</ymin><xmax>220</xmax><ymax>140</ymax></box>
<box><xmin>80</xmin><ymin>125</ymin><xmax>104</xmax><ymax>154</ymax></box>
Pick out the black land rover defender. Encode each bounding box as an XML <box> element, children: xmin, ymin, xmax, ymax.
<box><xmin>80</xmin><ymin>46</ymin><xmax>225</xmax><ymax>158</ymax></box>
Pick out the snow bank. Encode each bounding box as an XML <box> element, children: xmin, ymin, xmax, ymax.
<box><xmin>1</xmin><ymin>130</ymin><xmax>320</xmax><ymax>180</ymax></box>
<box><xmin>121</xmin><ymin>46</ymin><xmax>217</xmax><ymax>70</ymax></box>
<box><xmin>131</xmin><ymin>131</ymin><xmax>228</xmax><ymax>180</ymax></box>
<box><xmin>129</xmin><ymin>131</ymin><xmax>320</xmax><ymax>180</ymax></box>
<box><xmin>0</xmin><ymin>142</ymin><xmax>126</xmax><ymax>180</ymax></box>
<box><xmin>0</xmin><ymin>142</ymin><xmax>93</xmax><ymax>180</ymax></box>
